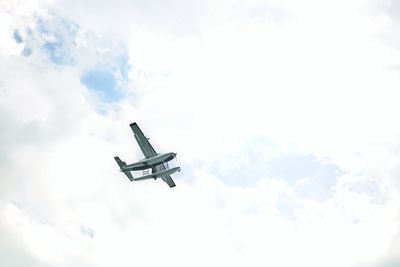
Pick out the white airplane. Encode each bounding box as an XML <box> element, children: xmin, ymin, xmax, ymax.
<box><xmin>114</xmin><ymin>122</ymin><xmax>180</xmax><ymax>187</ymax></box>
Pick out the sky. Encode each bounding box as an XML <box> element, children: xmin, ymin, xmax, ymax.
<box><xmin>1</xmin><ymin>0</ymin><xmax>400</xmax><ymax>266</ymax></box>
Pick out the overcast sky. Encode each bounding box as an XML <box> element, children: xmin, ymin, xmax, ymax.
<box><xmin>1</xmin><ymin>0</ymin><xmax>400</xmax><ymax>266</ymax></box>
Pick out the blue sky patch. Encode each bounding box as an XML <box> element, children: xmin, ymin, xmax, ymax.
<box><xmin>13</xmin><ymin>30</ymin><xmax>23</xmax><ymax>43</ymax></box>
<box><xmin>267</xmin><ymin>154</ymin><xmax>343</xmax><ymax>201</ymax></box>
<box><xmin>13</xmin><ymin>30</ymin><xmax>32</xmax><ymax>57</ymax></box>
<box><xmin>43</xmin><ymin>41</ymin><xmax>65</xmax><ymax>64</ymax></box>
<box><xmin>37</xmin><ymin>18</ymin><xmax>76</xmax><ymax>65</ymax></box>
<box><xmin>22</xmin><ymin>47</ymin><xmax>32</xmax><ymax>56</ymax></box>
<box><xmin>81</xmin><ymin>70</ymin><xmax>123</xmax><ymax>102</ymax></box>
<box><xmin>117</xmin><ymin>55</ymin><xmax>131</xmax><ymax>81</ymax></box>
<box><xmin>209</xmin><ymin>137</ymin><xmax>343</xmax><ymax>201</ymax></box>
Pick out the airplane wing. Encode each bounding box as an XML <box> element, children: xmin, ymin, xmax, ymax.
<box><xmin>152</xmin><ymin>164</ymin><xmax>176</xmax><ymax>188</ymax></box>
<box><xmin>163</xmin><ymin>175</ymin><xmax>176</xmax><ymax>188</ymax></box>
<box><xmin>130</xmin><ymin>122</ymin><xmax>157</xmax><ymax>158</ymax></box>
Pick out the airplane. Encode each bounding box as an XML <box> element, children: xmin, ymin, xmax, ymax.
<box><xmin>114</xmin><ymin>122</ymin><xmax>180</xmax><ymax>188</ymax></box>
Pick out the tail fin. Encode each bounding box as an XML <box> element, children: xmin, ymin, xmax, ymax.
<box><xmin>114</xmin><ymin>156</ymin><xmax>134</xmax><ymax>181</ymax></box>
<box><xmin>114</xmin><ymin>156</ymin><xmax>126</xmax><ymax>169</ymax></box>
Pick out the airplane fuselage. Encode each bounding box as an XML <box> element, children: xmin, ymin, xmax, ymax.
<box><xmin>122</xmin><ymin>152</ymin><xmax>176</xmax><ymax>171</ymax></box>
<box><xmin>133</xmin><ymin>167</ymin><xmax>181</xmax><ymax>181</ymax></box>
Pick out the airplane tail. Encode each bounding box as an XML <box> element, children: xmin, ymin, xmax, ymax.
<box><xmin>114</xmin><ymin>156</ymin><xmax>126</xmax><ymax>169</ymax></box>
<box><xmin>114</xmin><ymin>156</ymin><xmax>134</xmax><ymax>181</ymax></box>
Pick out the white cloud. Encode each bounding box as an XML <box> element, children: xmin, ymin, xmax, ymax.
<box><xmin>1</xmin><ymin>1</ymin><xmax>400</xmax><ymax>267</ymax></box>
<box><xmin>0</xmin><ymin>13</ymin><xmax>24</xmax><ymax>57</ymax></box>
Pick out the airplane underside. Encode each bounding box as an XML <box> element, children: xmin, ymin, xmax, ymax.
<box><xmin>135</xmin><ymin>166</ymin><xmax>181</xmax><ymax>181</ymax></box>
<box><xmin>115</xmin><ymin>155</ymin><xmax>179</xmax><ymax>179</ymax></box>
<box><xmin>123</xmin><ymin>152</ymin><xmax>177</xmax><ymax>171</ymax></box>
<box><xmin>114</xmin><ymin>122</ymin><xmax>180</xmax><ymax>188</ymax></box>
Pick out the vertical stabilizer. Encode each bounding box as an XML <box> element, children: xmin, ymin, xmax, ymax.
<box><xmin>114</xmin><ymin>156</ymin><xmax>126</xmax><ymax>169</ymax></box>
<box><xmin>114</xmin><ymin>156</ymin><xmax>134</xmax><ymax>181</ymax></box>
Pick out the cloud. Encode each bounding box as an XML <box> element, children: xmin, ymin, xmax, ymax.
<box><xmin>48</xmin><ymin>0</ymin><xmax>210</xmax><ymax>39</ymax></box>
<box><xmin>0</xmin><ymin>12</ymin><xmax>24</xmax><ymax>57</ymax></box>
<box><xmin>0</xmin><ymin>209</ymin><xmax>49</xmax><ymax>267</ymax></box>
<box><xmin>1</xmin><ymin>0</ymin><xmax>400</xmax><ymax>267</ymax></box>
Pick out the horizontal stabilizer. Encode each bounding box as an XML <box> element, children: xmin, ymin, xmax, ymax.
<box><xmin>114</xmin><ymin>156</ymin><xmax>133</xmax><ymax>181</ymax></box>
<box><xmin>163</xmin><ymin>175</ymin><xmax>176</xmax><ymax>188</ymax></box>
<box><xmin>123</xmin><ymin>171</ymin><xmax>134</xmax><ymax>181</ymax></box>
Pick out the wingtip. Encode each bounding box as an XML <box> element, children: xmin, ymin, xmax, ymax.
<box><xmin>129</xmin><ymin>122</ymin><xmax>137</xmax><ymax>127</ymax></box>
